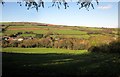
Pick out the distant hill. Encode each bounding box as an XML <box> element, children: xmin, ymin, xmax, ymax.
<box><xmin>1</xmin><ymin>22</ymin><xmax>119</xmax><ymax>29</ymax></box>
<box><xmin>1</xmin><ymin>22</ymin><xmax>62</xmax><ymax>27</ymax></box>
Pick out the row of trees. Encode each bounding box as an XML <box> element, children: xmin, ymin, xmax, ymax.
<box><xmin>2</xmin><ymin>35</ymin><xmax>119</xmax><ymax>53</ymax></box>
<box><xmin>3</xmin><ymin>37</ymin><xmax>120</xmax><ymax>53</ymax></box>
<box><xmin>2</xmin><ymin>37</ymin><xmax>89</xmax><ymax>50</ymax></box>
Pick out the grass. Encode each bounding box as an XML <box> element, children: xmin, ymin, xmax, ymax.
<box><xmin>0</xmin><ymin>32</ymin><xmax>2</xmax><ymax>36</ymax></box>
<box><xmin>2</xmin><ymin>48</ymin><xmax>120</xmax><ymax>77</ymax></box>
<box><xmin>89</xmin><ymin>35</ymin><xmax>115</xmax><ymax>46</ymax></box>
<box><xmin>3</xmin><ymin>24</ymin><xmax>118</xmax><ymax>40</ymax></box>
<box><xmin>5</xmin><ymin>25</ymin><xmax>87</xmax><ymax>35</ymax></box>
<box><xmin>2</xmin><ymin>23</ymin><xmax>120</xmax><ymax>77</ymax></box>
<box><xmin>87</xmin><ymin>27</ymin><xmax>103</xmax><ymax>31</ymax></box>
<box><xmin>53</xmin><ymin>30</ymin><xmax>87</xmax><ymax>35</ymax></box>
<box><xmin>2</xmin><ymin>48</ymin><xmax>87</xmax><ymax>54</ymax></box>
<box><xmin>5</xmin><ymin>29</ymin><xmax>87</xmax><ymax>35</ymax></box>
<box><xmin>20</xmin><ymin>34</ymin><xmax>36</xmax><ymax>37</ymax></box>
<box><xmin>8</xmin><ymin>25</ymin><xmax>38</xmax><ymax>28</ymax></box>
<box><xmin>4</xmin><ymin>30</ymin><xmax>48</xmax><ymax>35</ymax></box>
<box><xmin>51</xmin><ymin>35</ymin><xmax>90</xmax><ymax>39</ymax></box>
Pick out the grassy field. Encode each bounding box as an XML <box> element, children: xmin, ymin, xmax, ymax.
<box><xmin>2</xmin><ymin>48</ymin><xmax>87</xmax><ymax>54</ymax></box>
<box><xmin>50</xmin><ymin>35</ymin><xmax>90</xmax><ymax>39</ymax></box>
<box><xmin>2</xmin><ymin>48</ymin><xmax>120</xmax><ymax>77</ymax></box>
<box><xmin>52</xmin><ymin>30</ymin><xmax>87</xmax><ymax>35</ymax></box>
<box><xmin>5</xmin><ymin>28</ymin><xmax>87</xmax><ymax>35</ymax></box>
<box><xmin>4</xmin><ymin>30</ymin><xmax>48</xmax><ymax>35</ymax></box>
<box><xmin>20</xmin><ymin>34</ymin><xmax>36</xmax><ymax>37</ymax></box>
<box><xmin>3</xmin><ymin>24</ymin><xmax>118</xmax><ymax>41</ymax></box>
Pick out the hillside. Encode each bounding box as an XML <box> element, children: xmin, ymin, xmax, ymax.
<box><xmin>1</xmin><ymin>22</ymin><xmax>118</xmax><ymax>50</ymax></box>
<box><xmin>1</xmin><ymin>22</ymin><xmax>120</xmax><ymax>77</ymax></box>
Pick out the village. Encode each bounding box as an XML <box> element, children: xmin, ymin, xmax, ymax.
<box><xmin>2</xmin><ymin>32</ymin><xmax>34</xmax><ymax>42</ymax></box>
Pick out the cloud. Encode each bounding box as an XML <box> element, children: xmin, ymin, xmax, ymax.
<box><xmin>97</xmin><ymin>5</ymin><xmax>112</xmax><ymax>10</ymax></box>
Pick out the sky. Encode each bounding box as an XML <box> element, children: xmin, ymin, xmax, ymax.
<box><xmin>0</xmin><ymin>0</ymin><xmax>119</xmax><ymax>28</ymax></box>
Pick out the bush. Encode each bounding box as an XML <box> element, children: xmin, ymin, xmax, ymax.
<box><xmin>88</xmin><ymin>46</ymin><xmax>100</xmax><ymax>52</ymax></box>
<box><xmin>35</xmin><ymin>34</ymin><xmax>44</xmax><ymax>38</ymax></box>
<box><xmin>109</xmin><ymin>40</ymin><xmax>120</xmax><ymax>53</ymax></box>
<box><xmin>88</xmin><ymin>40</ymin><xmax>120</xmax><ymax>54</ymax></box>
<box><xmin>24</xmin><ymin>31</ymin><xmax>33</xmax><ymax>34</ymax></box>
<box><xmin>2</xmin><ymin>40</ymin><xmax>9</xmax><ymax>48</ymax></box>
<box><xmin>18</xmin><ymin>39</ymin><xmax>40</xmax><ymax>48</ymax></box>
<box><xmin>54</xmin><ymin>39</ymin><xmax>89</xmax><ymax>50</ymax></box>
<box><xmin>44</xmin><ymin>32</ymin><xmax>54</xmax><ymax>38</ymax></box>
<box><xmin>8</xmin><ymin>40</ymin><xmax>20</xmax><ymax>47</ymax></box>
<box><xmin>38</xmin><ymin>37</ymin><xmax>53</xmax><ymax>48</ymax></box>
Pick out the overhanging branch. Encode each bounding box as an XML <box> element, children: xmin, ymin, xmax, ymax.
<box><xmin>0</xmin><ymin>0</ymin><xmax>99</xmax><ymax>11</ymax></box>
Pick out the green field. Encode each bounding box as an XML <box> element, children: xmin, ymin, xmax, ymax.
<box><xmin>50</xmin><ymin>34</ymin><xmax>90</xmax><ymax>39</ymax></box>
<box><xmin>3</xmin><ymin>23</ymin><xmax>118</xmax><ymax>39</ymax></box>
<box><xmin>5</xmin><ymin>28</ymin><xmax>87</xmax><ymax>35</ymax></box>
<box><xmin>20</xmin><ymin>34</ymin><xmax>36</xmax><ymax>37</ymax></box>
<box><xmin>4</xmin><ymin>30</ymin><xmax>48</xmax><ymax>35</ymax></box>
<box><xmin>52</xmin><ymin>30</ymin><xmax>87</xmax><ymax>35</ymax></box>
<box><xmin>2</xmin><ymin>48</ymin><xmax>120</xmax><ymax>77</ymax></box>
<box><xmin>2</xmin><ymin>48</ymin><xmax>87</xmax><ymax>54</ymax></box>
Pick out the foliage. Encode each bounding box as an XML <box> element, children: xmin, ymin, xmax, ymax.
<box><xmin>8</xmin><ymin>40</ymin><xmax>20</xmax><ymax>47</ymax></box>
<box><xmin>88</xmin><ymin>40</ymin><xmax>120</xmax><ymax>54</ymax></box>
<box><xmin>2</xmin><ymin>37</ymin><xmax>90</xmax><ymax>50</ymax></box>
<box><xmin>2</xmin><ymin>40</ymin><xmax>9</xmax><ymax>48</ymax></box>
<box><xmin>1</xmin><ymin>0</ymin><xmax>99</xmax><ymax>11</ymax></box>
<box><xmin>18</xmin><ymin>38</ymin><xmax>40</xmax><ymax>48</ymax></box>
<box><xmin>88</xmin><ymin>35</ymin><xmax>115</xmax><ymax>46</ymax></box>
<box><xmin>2</xmin><ymin>22</ymin><xmax>118</xmax><ymax>50</ymax></box>
<box><xmin>35</xmin><ymin>34</ymin><xmax>44</xmax><ymax>38</ymax></box>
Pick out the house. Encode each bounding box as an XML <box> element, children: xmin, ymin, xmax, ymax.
<box><xmin>3</xmin><ymin>36</ymin><xmax>9</xmax><ymax>41</ymax></box>
<box><xmin>17</xmin><ymin>38</ymin><xmax>23</xmax><ymax>41</ymax></box>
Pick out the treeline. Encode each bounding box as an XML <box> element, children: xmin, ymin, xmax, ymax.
<box><xmin>3</xmin><ymin>37</ymin><xmax>120</xmax><ymax>54</ymax></box>
<box><xmin>2</xmin><ymin>31</ymin><xmax>118</xmax><ymax>51</ymax></box>
<box><xmin>2</xmin><ymin>37</ymin><xmax>89</xmax><ymax>50</ymax></box>
<box><xmin>2</xmin><ymin>34</ymin><xmax>120</xmax><ymax>53</ymax></box>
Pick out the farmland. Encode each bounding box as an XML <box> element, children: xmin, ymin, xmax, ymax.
<box><xmin>2</xmin><ymin>22</ymin><xmax>118</xmax><ymax>39</ymax></box>
<box><xmin>2</xmin><ymin>48</ymin><xmax>120</xmax><ymax>77</ymax></box>
<box><xmin>2</xmin><ymin>22</ymin><xmax>118</xmax><ymax>48</ymax></box>
<box><xmin>1</xmin><ymin>22</ymin><xmax>120</xmax><ymax>77</ymax></box>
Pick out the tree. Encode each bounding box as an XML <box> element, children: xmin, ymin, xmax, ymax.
<box><xmin>77</xmin><ymin>0</ymin><xmax>99</xmax><ymax>11</ymax></box>
<box><xmin>0</xmin><ymin>0</ymin><xmax>5</xmax><ymax>6</ymax></box>
<box><xmin>0</xmin><ymin>0</ymin><xmax>99</xmax><ymax>11</ymax></box>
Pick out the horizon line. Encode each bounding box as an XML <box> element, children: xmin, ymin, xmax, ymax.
<box><xmin>0</xmin><ymin>21</ymin><xmax>118</xmax><ymax>28</ymax></box>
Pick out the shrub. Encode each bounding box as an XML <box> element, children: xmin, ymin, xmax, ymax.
<box><xmin>2</xmin><ymin>40</ymin><xmax>9</xmax><ymax>48</ymax></box>
<box><xmin>88</xmin><ymin>40</ymin><xmax>120</xmax><ymax>54</ymax></box>
<box><xmin>8</xmin><ymin>40</ymin><xmax>20</xmax><ymax>47</ymax></box>
<box><xmin>38</xmin><ymin>38</ymin><xmax>53</xmax><ymax>48</ymax></box>
<box><xmin>44</xmin><ymin>32</ymin><xmax>54</xmax><ymax>38</ymax></box>
<box><xmin>108</xmin><ymin>40</ymin><xmax>120</xmax><ymax>53</ymax></box>
<box><xmin>54</xmin><ymin>39</ymin><xmax>88</xmax><ymax>50</ymax></box>
<box><xmin>24</xmin><ymin>31</ymin><xmax>33</xmax><ymax>34</ymax></box>
<box><xmin>35</xmin><ymin>34</ymin><xmax>44</xmax><ymax>38</ymax></box>
<box><xmin>19</xmin><ymin>39</ymin><xmax>40</xmax><ymax>48</ymax></box>
<box><xmin>88</xmin><ymin>46</ymin><xmax>100</xmax><ymax>52</ymax></box>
